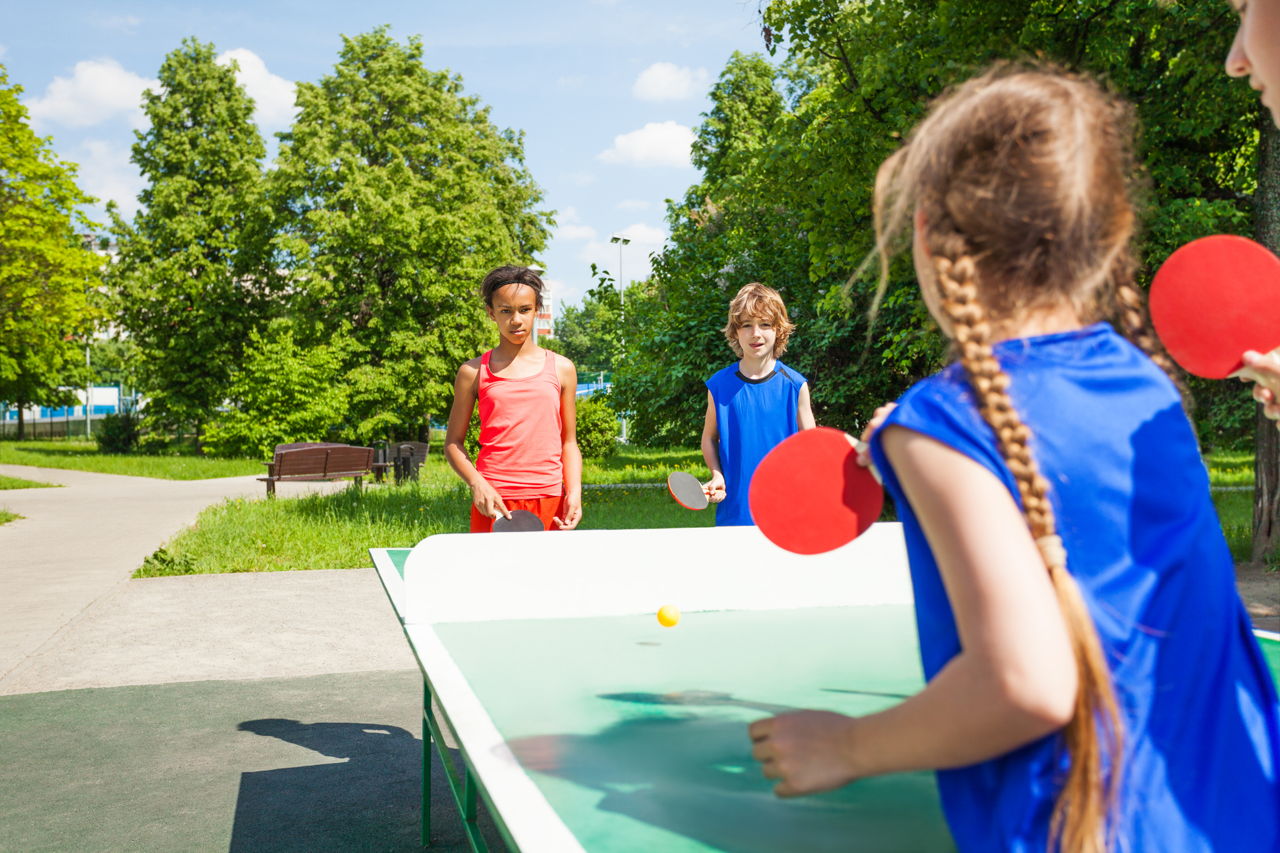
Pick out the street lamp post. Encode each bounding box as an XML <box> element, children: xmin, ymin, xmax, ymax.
<box><xmin>609</xmin><ymin>234</ymin><xmax>631</xmax><ymax>443</ymax></box>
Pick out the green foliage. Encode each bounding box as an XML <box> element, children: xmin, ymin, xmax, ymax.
<box><xmin>108</xmin><ymin>38</ymin><xmax>274</xmax><ymax>443</ymax></box>
<box><xmin>1189</xmin><ymin>378</ymin><xmax>1257</xmax><ymax>453</ymax></box>
<box><xmin>88</xmin><ymin>336</ymin><xmax>141</xmax><ymax>393</ymax></box>
<box><xmin>203</xmin><ymin>323</ymin><xmax>351</xmax><ymax>459</ymax></box>
<box><xmin>271</xmin><ymin>28</ymin><xmax>552</xmax><ymax>441</ymax></box>
<box><xmin>616</xmin><ymin>1</ymin><xmax>1262</xmax><ymax>447</ymax></box>
<box><xmin>551</xmin><ymin>268</ymin><xmax>625</xmax><ymax>375</ymax></box>
<box><xmin>95</xmin><ymin>408</ymin><xmax>140</xmax><ymax>454</ymax></box>
<box><xmin>0</xmin><ymin>66</ymin><xmax>102</xmax><ymax>428</ymax></box>
<box><xmin>575</xmin><ymin>394</ymin><xmax>620</xmax><ymax>460</ymax></box>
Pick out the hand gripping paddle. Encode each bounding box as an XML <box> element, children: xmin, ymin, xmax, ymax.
<box><xmin>667</xmin><ymin>471</ymin><xmax>709</xmax><ymax>511</ymax></box>
<box><xmin>1149</xmin><ymin>234</ymin><xmax>1280</xmax><ymax>379</ymax></box>
<box><xmin>492</xmin><ymin>509</ymin><xmax>544</xmax><ymax>532</ymax></box>
<box><xmin>749</xmin><ymin>427</ymin><xmax>884</xmax><ymax>555</ymax></box>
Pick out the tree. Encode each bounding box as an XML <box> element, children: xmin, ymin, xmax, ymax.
<box><xmin>108</xmin><ymin>38</ymin><xmax>273</xmax><ymax>446</ymax></box>
<box><xmin>0</xmin><ymin>66</ymin><xmax>101</xmax><ymax>439</ymax></box>
<box><xmin>550</xmin><ymin>267</ymin><xmax>625</xmax><ymax>377</ymax></box>
<box><xmin>202</xmin><ymin>322</ymin><xmax>351</xmax><ymax>459</ymax></box>
<box><xmin>1252</xmin><ymin>120</ymin><xmax>1280</xmax><ymax>561</ymax></box>
<box><xmin>270</xmin><ymin>28</ymin><xmax>552</xmax><ymax>441</ymax></box>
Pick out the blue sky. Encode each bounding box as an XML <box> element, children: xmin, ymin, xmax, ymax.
<box><xmin>1</xmin><ymin>0</ymin><xmax>770</xmax><ymax>312</ymax></box>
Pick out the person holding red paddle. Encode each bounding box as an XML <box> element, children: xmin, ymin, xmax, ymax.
<box><xmin>749</xmin><ymin>67</ymin><xmax>1280</xmax><ymax>852</ymax></box>
<box><xmin>1225</xmin><ymin>0</ymin><xmax>1280</xmax><ymax>421</ymax></box>
<box><xmin>443</xmin><ymin>265</ymin><xmax>583</xmax><ymax>532</ymax></box>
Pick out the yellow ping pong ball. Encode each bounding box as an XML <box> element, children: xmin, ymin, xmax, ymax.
<box><xmin>657</xmin><ymin>605</ymin><xmax>681</xmax><ymax>627</ymax></box>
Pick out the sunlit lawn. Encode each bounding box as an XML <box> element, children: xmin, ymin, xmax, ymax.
<box><xmin>1204</xmin><ymin>452</ymin><xmax>1254</xmax><ymax>563</ymax></box>
<box><xmin>135</xmin><ymin>449</ymin><xmax>715</xmax><ymax>577</ymax></box>
<box><xmin>0</xmin><ymin>474</ymin><xmax>59</xmax><ymax>490</ymax></box>
<box><xmin>0</xmin><ymin>440</ymin><xmax>262</xmax><ymax>479</ymax></box>
<box><xmin>0</xmin><ymin>509</ymin><xmax>20</xmax><ymax>526</ymax></box>
<box><xmin>127</xmin><ymin>444</ymin><xmax>1268</xmax><ymax>576</ymax></box>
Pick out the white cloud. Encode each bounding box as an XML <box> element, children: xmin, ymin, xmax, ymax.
<box><xmin>580</xmin><ymin>222</ymin><xmax>667</xmax><ymax>283</ymax></box>
<box><xmin>617</xmin><ymin>199</ymin><xmax>651</xmax><ymax>211</ymax></box>
<box><xmin>632</xmin><ymin>62</ymin><xmax>710</xmax><ymax>101</ymax></box>
<box><xmin>72</xmin><ymin>139</ymin><xmax>145</xmax><ymax>218</ymax></box>
<box><xmin>216</xmin><ymin>48</ymin><xmax>296</xmax><ymax>130</ymax></box>
<box><xmin>556</xmin><ymin>75</ymin><xmax>586</xmax><ymax>90</ymax></box>
<box><xmin>555</xmin><ymin>206</ymin><xmax>596</xmax><ymax>241</ymax></box>
<box><xmin>24</xmin><ymin>58</ymin><xmax>155</xmax><ymax>131</ymax></box>
<box><xmin>598</xmin><ymin>121</ymin><xmax>694</xmax><ymax>168</ymax></box>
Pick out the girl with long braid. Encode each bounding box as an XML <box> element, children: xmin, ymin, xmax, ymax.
<box><xmin>749</xmin><ymin>67</ymin><xmax>1280</xmax><ymax>852</ymax></box>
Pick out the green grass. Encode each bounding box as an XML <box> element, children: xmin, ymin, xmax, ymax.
<box><xmin>1203</xmin><ymin>451</ymin><xmax>1255</xmax><ymax>562</ymax></box>
<box><xmin>0</xmin><ymin>474</ymin><xmax>58</xmax><ymax>490</ymax></box>
<box><xmin>0</xmin><ymin>509</ymin><xmax>20</xmax><ymax>526</ymax></box>
<box><xmin>582</xmin><ymin>445</ymin><xmax>708</xmax><ymax>484</ymax></box>
<box><xmin>0</xmin><ymin>441</ymin><xmax>263</xmax><ymax>480</ymax></box>
<box><xmin>135</xmin><ymin>449</ymin><xmax>714</xmax><ymax>577</ymax></box>
<box><xmin>1213</xmin><ymin>488</ymin><xmax>1254</xmax><ymax>564</ymax></box>
<box><xmin>1205</xmin><ymin>451</ymin><xmax>1254</xmax><ymax>488</ymax></box>
<box><xmin>134</xmin><ymin>444</ymin><xmax>1271</xmax><ymax>578</ymax></box>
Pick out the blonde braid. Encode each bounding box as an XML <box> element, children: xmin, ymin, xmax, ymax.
<box><xmin>935</xmin><ymin>251</ymin><xmax>1123</xmax><ymax>853</ymax></box>
<box><xmin>1114</xmin><ymin>281</ymin><xmax>1191</xmax><ymax>408</ymax></box>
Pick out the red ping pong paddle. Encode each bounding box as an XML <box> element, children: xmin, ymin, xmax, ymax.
<box><xmin>492</xmin><ymin>509</ymin><xmax>544</xmax><ymax>532</ymax></box>
<box><xmin>1149</xmin><ymin>234</ymin><xmax>1280</xmax><ymax>379</ymax></box>
<box><xmin>667</xmin><ymin>471</ymin><xmax>709</xmax><ymax>511</ymax></box>
<box><xmin>749</xmin><ymin>427</ymin><xmax>884</xmax><ymax>555</ymax></box>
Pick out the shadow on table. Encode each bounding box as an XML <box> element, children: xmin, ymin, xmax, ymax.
<box><xmin>508</xmin><ymin>691</ymin><xmax>955</xmax><ymax>853</ymax></box>
<box><xmin>229</xmin><ymin>717</ymin><xmax>422</xmax><ymax>852</ymax></box>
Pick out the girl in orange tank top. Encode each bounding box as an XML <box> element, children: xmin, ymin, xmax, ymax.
<box><xmin>443</xmin><ymin>265</ymin><xmax>583</xmax><ymax>532</ymax></box>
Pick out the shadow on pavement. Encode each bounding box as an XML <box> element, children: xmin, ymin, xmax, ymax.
<box><xmin>232</xmin><ymin>718</ymin><xmax>420</xmax><ymax>851</ymax></box>
<box><xmin>233</xmin><ymin>717</ymin><xmax>504</xmax><ymax>852</ymax></box>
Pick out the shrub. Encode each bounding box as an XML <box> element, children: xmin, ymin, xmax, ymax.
<box><xmin>95</xmin><ymin>409</ymin><xmax>140</xmax><ymax>453</ymax></box>
<box><xmin>576</xmin><ymin>393</ymin><xmax>620</xmax><ymax>459</ymax></box>
<box><xmin>203</xmin><ymin>324</ymin><xmax>351</xmax><ymax>459</ymax></box>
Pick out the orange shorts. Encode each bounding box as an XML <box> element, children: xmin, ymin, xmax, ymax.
<box><xmin>469</xmin><ymin>495</ymin><xmax>566</xmax><ymax>533</ymax></box>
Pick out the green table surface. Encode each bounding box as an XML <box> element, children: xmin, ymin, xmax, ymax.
<box><xmin>435</xmin><ymin>605</ymin><xmax>954</xmax><ymax>852</ymax></box>
<box><xmin>375</xmin><ymin>546</ymin><xmax>1280</xmax><ymax>852</ymax></box>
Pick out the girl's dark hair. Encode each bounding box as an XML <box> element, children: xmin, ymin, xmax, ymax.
<box><xmin>481</xmin><ymin>265</ymin><xmax>546</xmax><ymax>309</ymax></box>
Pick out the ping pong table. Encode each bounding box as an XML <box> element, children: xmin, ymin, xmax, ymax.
<box><xmin>371</xmin><ymin>523</ymin><xmax>1280</xmax><ymax>852</ymax></box>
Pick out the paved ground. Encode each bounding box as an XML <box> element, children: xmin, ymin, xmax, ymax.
<box><xmin>0</xmin><ymin>462</ymin><xmax>1274</xmax><ymax>852</ymax></box>
<box><xmin>0</xmin><ymin>464</ymin><xmax>347</xmax><ymax>686</ymax></box>
<box><xmin>0</xmin><ymin>465</ymin><xmax>499</xmax><ymax>851</ymax></box>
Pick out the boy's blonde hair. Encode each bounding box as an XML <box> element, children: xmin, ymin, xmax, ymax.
<box><xmin>722</xmin><ymin>283</ymin><xmax>796</xmax><ymax>357</ymax></box>
<box><xmin>871</xmin><ymin>66</ymin><xmax>1183</xmax><ymax>853</ymax></box>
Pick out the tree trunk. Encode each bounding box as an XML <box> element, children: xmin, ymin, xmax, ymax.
<box><xmin>16</xmin><ymin>402</ymin><xmax>26</xmax><ymax>441</ymax></box>
<box><xmin>1251</xmin><ymin>116</ymin><xmax>1280</xmax><ymax>562</ymax></box>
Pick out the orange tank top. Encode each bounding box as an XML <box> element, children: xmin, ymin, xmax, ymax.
<box><xmin>476</xmin><ymin>349</ymin><xmax>563</xmax><ymax>499</ymax></box>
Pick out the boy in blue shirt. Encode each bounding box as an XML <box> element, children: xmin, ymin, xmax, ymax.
<box><xmin>702</xmin><ymin>283</ymin><xmax>815</xmax><ymax>525</ymax></box>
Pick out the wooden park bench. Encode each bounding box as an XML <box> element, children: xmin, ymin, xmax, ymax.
<box><xmin>260</xmin><ymin>444</ymin><xmax>376</xmax><ymax>496</ymax></box>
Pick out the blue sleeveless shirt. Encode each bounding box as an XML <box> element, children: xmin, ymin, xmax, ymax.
<box><xmin>868</xmin><ymin>323</ymin><xmax>1280</xmax><ymax>852</ymax></box>
<box><xmin>705</xmin><ymin>361</ymin><xmax>807</xmax><ymax>526</ymax></box>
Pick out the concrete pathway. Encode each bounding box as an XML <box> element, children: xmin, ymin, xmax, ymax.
<box><xmin>0</xmin><ymin>464</ymin><xmax>496</xmax><ymax>852</ymax></box>
<box><xmin>0</xmin><ymin>465</ymin><xmax>353</xmax><ymax>690</ymax></box>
